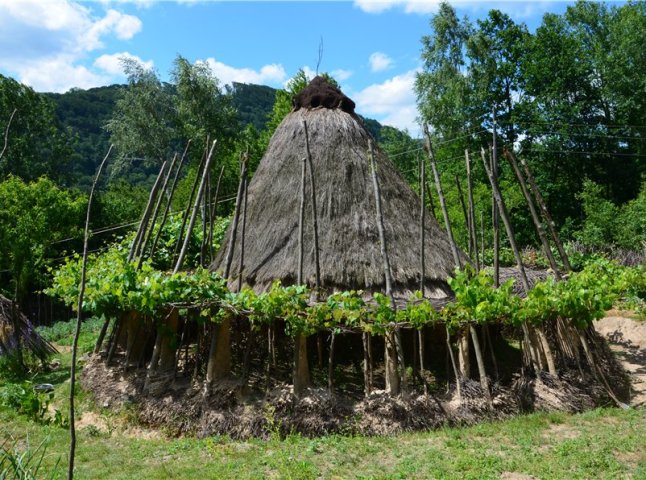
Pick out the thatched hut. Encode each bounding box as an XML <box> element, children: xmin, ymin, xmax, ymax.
<box><xmin>211</xmin><ymin>76</ymin><xmax>462</xmax><ymax>298</ymax></box>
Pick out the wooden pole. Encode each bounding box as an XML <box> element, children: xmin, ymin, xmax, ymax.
<box><xmin>419</xmin><ymin>151</ymin><xmax>426</xmax><ymax>292</ymax></box>
<box><xmin>368</xmin><ymin>139</ymin><xmax>403</xmax><ymax>394</ymax></box>
<box><xmin>454</xmin><ymin>174</ymin><xmax>470</xmax><ymax>250</ymax></box>
<box><xmin>492</xmin><ymin>108</ymin><xmax>500</xmax><ymax>287</ymax></box>
<box><xmin>446</xmin><ymin>326</ymin><xmax>461</xmax><ymax>400</ymax></box>
<box><xmin>481</xmin><ymin>147</ymin><xmax>557</xmax><ymax>376</ymax></box>
<box><xmin>174</xmin><ymin>140</ymin><xmax>217</xmax><ymax>274</ymax></box>
<box><xmin>137</xmin><ymin>153</ymin><xmax>179</xmax><ymax>267</ymax></box>
<box><xmin>236</xmin><ymin>172</ymin><xmax>249</xmax><ymax>292</ymax></box>
<box><xmin>150</xmin><ymin>141</ymin><xmax>191</xmax><ymax>260</ymax></box>
<box><xmin>128</xmin><ymin>161</ymin><xmax>168</xmax><ymax>263</ymax></box>
<box><xmin>327</xmin><ymin>332</ymin><xmax>335</xmax><ymax>394</ymax></box>
<box><xmin>518</xmin><ymin>154</ymin><xmax>572</xmax><ymax>272</ymax></box>
<box><xmin>423</xmin><ymin>126</ymin><xmax>461</xmax><ymax>268</ymax></box>
<box><xmin>173</xmin><ymin>145</ymin><xmax>207</xmax><ymax>264</ymax></box>
<box><xmin>465</xmin><ymin>150</ymin><xmax>479</xmax><ymax>271</ymax></box>
<box><xmin>208</xmin><ymin>165</ymin><xmax>226</xmax><ymax>261</ymax></box>
<box><xmin>469</xmin><ymin>325</ymin><xmax>492</xmax><ymax>407</ymax></box>
<box><xmin>503</xmin><ymin>149</ymin><xmax>560</xmax><ymax>277</ymax></box>
<box><xmin>69</xmin><ymin>145</ymin><xmax>112</xmax><ymax>480</ymax></box>
<box><xmin>303</xmin><ymin>120</ymin><xmax>321</xmax><ymax>292</ymax></box>
<box><xmin>223</xmin><ymin>152</ymin><xmax>248</xmax><ymax>279</ymax></box>
<box><xmin>298</xmin><ymin>156</ymin><xmax>306</xmax><ymax>285</ymax></box>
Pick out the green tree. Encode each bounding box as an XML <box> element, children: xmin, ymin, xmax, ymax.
<box><xmin>105</xmin><ymin>58</ymin><xmax>176</xmax><ymax>173</ymax></box>
<box><xmin>0</xmin><ymin>75</ymin><xmax>73</xmax><ymax>184</ymax></box>
<box><xmin>0</xmin><ymin>176</ymin><xmax>84</xmax><ymax>303</ymax></box>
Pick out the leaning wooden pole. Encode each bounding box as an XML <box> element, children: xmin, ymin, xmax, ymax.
<box><xmin>481</xmin><ymin>148</ymin><xmax>557</xmax><ymax>376</ymax></box>
<box><xmin>208</xmin><ymin>165</ymin><xmax>226</xmax><ymax>261</ymax></box>
<box><xmin>465</xmin><ymin>150</ymin><xmax>480</xmax><ymax>271</ymax></box>
<box><xmin>174</xmin><ymin>140</ymin><xmax>217</xmax><ymax>274</ymax></box>
<box><xmin>369</xmin><ymin>139</ymin><xmax>404</xmax><ymax>394</ymax></box>
<box><xmin>298</xmin><ymin>155</ymin><xmax>307</xmax><ymax>285</ymax></box>
<box><xmin>128</xmin><ymin>161</ymin><xmax>167</xmax><ymax>263</ymax></box>
<box><xmin>172</xmin><ymin>146</ymin><xmax>207</xmax><ymax>264</ymax></box>
<box><xmin>137</xmin><ymin>153</ymin><xmax>179</xmax><ymax>268</ymax></box>
<box><xmin>517</xmin><ymin>154</ymin><xmax>572</xmax><ymax>272</ymax></box>
<box><xmin>236</xmin><ymin>172</ymin><xmax>249</xmax><ymax>292</ymax></box>
<box><xmin>69</xmin><ymin>145</ymin><xmax>112</xmax><ymax>480</ymax></box>
<box><xmin>303</xmin><ymin>120</ymin><xmax>321</xmax><ymax>292</ymax></box>
<box><xmin>418</xmin><ymin>152</ymin><xmax>428</xmax><ymax>395</ymax></box>
<box><xmin>454</xmin><ymin>174</ymin><xmax>470</xmax><ymax>251</ymax></box>
<box><xmin>223</xmin><ymin>152</ymin><xmax>248</xmax><ymax>279</ymax></box>
<box><xmin>423</xmin><ymin>126</ymin><xmax>461</xmax><ymax>268</ymax></box>
<box><xmin>150</xmin><ymin>141</ymin><xmax>191</xmax><ymax>260</ymax></box>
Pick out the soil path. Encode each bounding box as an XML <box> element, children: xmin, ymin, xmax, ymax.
<box><xmin>594</xmin><ymin>315</ymin><xmax>646</xmax><ymax>408</ymax></box>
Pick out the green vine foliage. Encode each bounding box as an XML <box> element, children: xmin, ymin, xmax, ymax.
<box><xmin>47</xmin><ymin>245</ymin><xmax>644</xmax><ymax>337</ymax></box>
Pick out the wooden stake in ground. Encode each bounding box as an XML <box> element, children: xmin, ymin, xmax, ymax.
<box><xmin>68</xmin><ymin>145</ymin><xmax>112</xmax><ymax>480</ymax></box>
<box><xmin>303</xmin><ymin>120</ymin><xmax>321</xmax><ymax>292</ymax></box>
<box><xmin>369</xmin><ymin>139</ymin><xmax>404</xmax><ymax>395</ymax></box>
<box><xmin>293</xmin><ymin>148</ymin><xmax>311</xmax><ymax>397</ymax></box>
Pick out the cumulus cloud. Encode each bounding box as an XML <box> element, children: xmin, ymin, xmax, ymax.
<box><xmin>202</xmin><ymin>58</ymin><xmax>287</xmax><ymax>86</ymax></box>
<box><xmin>354</xmin><ymin>0</ymin><xmax>441</xmax><ymax>14</ymax></box>
<box><xmin>94</xmin><ymin>52</ymin><xmax>154</xmax><ymax>76</ymax></box>
<box><xmin>354</xmin><ymin>69</ymin><xmax>420</xmax><ymax>134</ymax></box>
<box><xmin>354</xmin><ymin>0</ymin><xmax>556</xmax><ymax>18</ymax></box>
<box><xmin>0</xmin><ymin>0</ymin><xmax>144</xmax><ymax>92</ymax></box>
<box><xmin>369</xmin><ymin>52</ymin><xmax>393</xmax><ymax>72</ymax></box>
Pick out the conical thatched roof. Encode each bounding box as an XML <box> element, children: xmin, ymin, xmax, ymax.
<box><xmin>212</xmin><ymin>78</ymin><xmax>464</xmax><ymax>298</ymax></box>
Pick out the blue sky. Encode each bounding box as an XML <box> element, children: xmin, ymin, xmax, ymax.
<box><xmin>0</xmin><ymin>1</ymin><xmax>580</xmax><ymax>134</ymax></box>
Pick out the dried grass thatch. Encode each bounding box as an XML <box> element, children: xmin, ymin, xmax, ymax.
<box><xmin>212</xmin><ymin>93</ymin><xmax>464</xmax><ymax>297</ymax></box>
<box><xmin>0</xmin><ymin>294</ymin><xmax>57</xmax><ymax>361</ymax></box>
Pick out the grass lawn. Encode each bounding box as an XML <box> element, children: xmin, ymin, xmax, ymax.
<box><xmin>1</xmin><ymin>319</ymin><xmax>645</xmax><ymax>479</ymax></box>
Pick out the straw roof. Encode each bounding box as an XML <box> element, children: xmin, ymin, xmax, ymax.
<box><xmin>0</xmin><ymin>295</ymin><xmax>57</xmax><ymax>361</ymax></box>
<box><xmin>211</xmin><ymin>79</ymin><xmax>465</xmax><ymax>298</ymax></box>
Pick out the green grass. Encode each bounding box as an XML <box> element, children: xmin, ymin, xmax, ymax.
<box><xmin>2</xmin><ymin>318</ymin><xmax>645</xmax><ymax>479</ymax></box>
<box><xmin>2</xmin><ymin>404</ymin><xmax>644</xmax><ymax>479</ymax></box>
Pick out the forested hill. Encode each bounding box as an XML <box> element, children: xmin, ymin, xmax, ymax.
<box><xmin>44</xmin><ymin>81</ymin><xmax>387</xmax><ymax>186</ymax></box>
<box><xmin>45</xmin><ymin>82</ymin><xmax>278</xmax><ymax>183</ymax></box>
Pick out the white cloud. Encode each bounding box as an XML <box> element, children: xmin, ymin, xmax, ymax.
<box><xmin>0</xmin><ymin>0</ymin><xmax>144</xmax><ymax>92</ymax></box>
<box><xmin>355</xmin><ymin>0</ymin><xmax>557</xmax><ymax>18</ymax></box>
<box><xmin>354</xmin><ymin>69</ymin><xmax>420</xmax><ymax>134</ymax></box>
<box><xmin>369</xmin><ymin>52</ymin><xmax>393</xmax><ymax>72</ymax></box>
<box><xmin>354</xmin><ymin>0</ymin><xmax>441</xmax><ymax>14</ymax></box>
<box><xmin>94</xmin><ymin>52</ymin><xmax>154</xmax><ymax>76</ymax></box>
<box><xmin>331</xmin><ymin>69</ymin><xmax>353</xmax><ymax>82</ymax></box>
<box><xmin>203</xmin><ymin>58</ymin><xmax>287</xmax><ymax>86</ymax></box>
<box><xmin>19</xmin><ymin>56</ymin><xmax>109</xmax><ymax>92</ymax></box>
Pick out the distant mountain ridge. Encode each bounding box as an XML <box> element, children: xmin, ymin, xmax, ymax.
<box><xmin>44</xmin><ymin>81</ymin><xmax>387</xmax><ymax>185</ymax></box>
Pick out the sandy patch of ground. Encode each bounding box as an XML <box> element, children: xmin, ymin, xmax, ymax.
<box><xmin>594</xmin><ymin>316</ymin><xmax>646</xmax><ymax>408</ymax></box>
